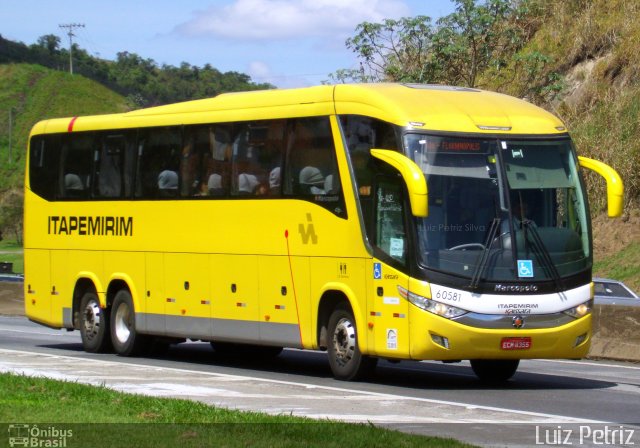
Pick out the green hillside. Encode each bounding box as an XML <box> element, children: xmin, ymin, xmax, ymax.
<box><xmin>482</xmin><ymin>0</ymin><xmax>640</xmax><ymax>212</ymax></box>
<box><xmin>480</xmin><ymin>0</ymin><xmax>640</xmax><ymax>290</ymax></box>
<box><xmin>0</xmin><ymin>63</ymin><xmax>130</xmax><ymax>190</ymax></box>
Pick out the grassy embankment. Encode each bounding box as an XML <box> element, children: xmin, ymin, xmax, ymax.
<box><xmin>0</xmin><ymin>63</ymin><xmax>130</xmax><ymax>190</ymax></box>
<box><xmin>0</xmin><ymin>239</ymin><xmax>22</xmax><ymax>273</ymax></box>
<box><xmin>0</xmin><ymin>372</ymin><xmax>474</xmax><ymax>448</ymax></box>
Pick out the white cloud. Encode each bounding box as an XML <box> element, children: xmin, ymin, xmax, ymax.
<box><xmin>176</xmin><ymin>0</ymin><xmax>410</xmax><ymax>40</ymax></box>
<box><xmin>247</xmin><ymin>60</ymin><xmax>272</xmax><ymax>78</ymax></box>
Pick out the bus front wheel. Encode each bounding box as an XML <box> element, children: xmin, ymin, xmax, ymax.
<box><xmin>470</xmin><ymin>359</ymin><xmax>519</xmax><ymax>382</ymax></box>
<box><xmin>110</xmin><ymin>290</ymin><xmax>148</xmax><ymax>356</ymax></box>
<box><xmin>79</xmin><ymin>292</ymin><xmax>111</xmax><ymax>353</ymax></box>
<box><xmin>327</xmin><ymin>304</ymin><xmax>377</xmax><ymax>381</ymax></box>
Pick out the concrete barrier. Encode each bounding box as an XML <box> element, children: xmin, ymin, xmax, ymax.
<box><xmin>589</xmin><ymin>304</ymin><xmax>640</xmax><ymax>361</ymax></box>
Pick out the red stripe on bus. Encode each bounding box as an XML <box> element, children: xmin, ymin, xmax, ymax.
<box><xmin>68</xmin><ymin>117</ymin><xmax>78</xmax><ymax>132</ymax></box>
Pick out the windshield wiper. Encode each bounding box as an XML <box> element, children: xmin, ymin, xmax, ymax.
<box><xmin>469</xmin><ymin>217</ymin><xmax>501</xmax><ymax>289</ymax></box>
<box><xmin>522</xmin><ymin>220</ymin><xmax>564</xmax><ymax>289</ymax></box>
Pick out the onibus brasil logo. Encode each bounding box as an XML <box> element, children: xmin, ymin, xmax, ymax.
<box><xmin>8</xmin><ymin>424</ymin><xmax>73</xmax><ymax>447</ymax></box>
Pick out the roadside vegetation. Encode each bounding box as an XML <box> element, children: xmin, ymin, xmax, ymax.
<box><xmin>0</xmin><ymin>372</ymin><xmax>474</xmax><ymax>448</ymax></box>
<box><xmin>593</xmin><ymin>241</ymin><xmax>640</xmax><ymax>292</ymax></box>
<box><xmin>0</xmin><ymin>238</ymin><xmax>22</xmax><ymax>274</ymax></box>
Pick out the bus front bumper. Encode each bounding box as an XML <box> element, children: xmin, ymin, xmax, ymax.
<box><xmin>409</xmin><ymin>309</ymin><xmax>592</xmax><ymax>361</ymax></box>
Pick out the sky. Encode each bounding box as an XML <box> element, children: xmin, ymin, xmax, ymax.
<box><xmin>1</xmin><ymin>0</ymin><xmax>456</xmax><ymax>88</ymax></box>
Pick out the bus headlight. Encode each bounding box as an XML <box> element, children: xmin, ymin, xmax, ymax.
<box><xmin>563</xmin><ymin>300</ymin><xmax>593</xmax><ymax>318</ymax></box>
<box><xmin>398</xmin><ymin>286</ymin><xmax>468</xmax><ymax>319</ymax></box>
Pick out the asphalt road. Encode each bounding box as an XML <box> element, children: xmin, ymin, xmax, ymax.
<box><xmin>1</xmin><ymin>315</ymin><xmax>639</xmax><ymax>447</ymax></box>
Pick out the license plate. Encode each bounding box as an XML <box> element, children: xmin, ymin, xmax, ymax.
<box><xmin>501</xmin><ymin>337</ymin><xmax>532</xmax><ymax>350</ymax></box>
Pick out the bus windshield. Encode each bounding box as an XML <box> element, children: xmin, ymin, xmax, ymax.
<box><xmin>405</xmin><ymin>134</ymin><xmax>591</xmax><ymax>284</ymax></box>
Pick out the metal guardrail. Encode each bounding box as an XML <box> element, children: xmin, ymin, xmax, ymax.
<box><xmin>0</xmin><ymin>273</ymin><xmax>23</xmax><ymax>283</ymax></box>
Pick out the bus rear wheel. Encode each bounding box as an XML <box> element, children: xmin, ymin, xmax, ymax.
<box><xmin>79</xmin><ymin>292</ymin><xmax>111</xmax><ymax>353</ymax></box>
<box><xmin>470</xmin><ymin>359</ymin><xmax>520</xmax><ymax>382</ymax></box>
<box><xmin>327</xmin><ymin>304</ymin><xmax>377</xmax><ymax>381</ymax></box>
<box><xmin>110</xmin><ymin>290</ymin><xmax>148</xmax><ymax>356</ymax></box>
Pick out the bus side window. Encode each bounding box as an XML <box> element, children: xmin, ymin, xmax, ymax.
<box><xmin>29</xmin><ymin>135</ymin><xmax>61</xmax><ymax>201</ymax></box>
<box><xmin>95</xmin><ymin>133</ymin><xmax>133</xmax><ymax>199</ymax></box>
<box><xmin>375</xmin><ymin>178</ymin><xmax>407</xmax><ymax>265</ymax></box>
<box><xmin>231</xmin><ymin>123</ymin><xmax>259</xmax><ymax>195</ymax></box>
<box><xmin>263</xmin><ymin>120</ymin><xmax>286</xmax><ymax>196</ymax></box>
<box><xmin>136</xmin><ymin>127</ymin><xmax>181</xmax><ymax>199</ymax></box>
<box><xmin>203</xmin><ymin>125</ymin><xmax>233</xmax><ymax>197</ymax></box>
<box><xmin>285</xmin><ymin>117</ymin><xmax>338</xmax><ymax>196</ymax></box>
<box><xmin>180</xmin><ymin>128</ymin><xmax>199</xmax><ymax>197</ymax></box>
<box><xmin>231</xmin><ymin>120</ymin><xmax>285</xmax><ymax>196</ymax></box>
<box><xmin>340</xmin><ymin>115</ymin><xmax>400</xmax><ymax>198</ymax></box>
<box><xmin>60</xmin><ymin>133</ymin><xmax>94</xmax><ymax>200</ymax></box>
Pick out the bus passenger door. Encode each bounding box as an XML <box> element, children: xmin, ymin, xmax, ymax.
<box><xmin>367</xmin><ymin>177</ymin><xmax>411</xmax><ymax>358</ymax></box>
<box><xmin>210</xmin><ymin>254</ymin><xmax>260</xmax><ymax>343</ymax></box>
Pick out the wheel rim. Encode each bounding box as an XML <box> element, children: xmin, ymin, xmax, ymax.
<box><xmin>114</xmin><ymin>302</ymin><xmax>131</xmax><ymax>344</ymax></box>
<box><xmin>332</xmin><ymin>317</ymin><xmax>356</xmax><ymax>367</ymax></box>
<box><xmin>82</xmin><ymin>299</ymin><xmax>102</xmax><ymax>341</ymax></box>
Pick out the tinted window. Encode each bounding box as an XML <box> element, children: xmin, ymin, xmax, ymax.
<box><xmin>60</xmin><ymin>133</ymin><xmax>94</xmax><ymax>199</ymax></box>
<box><xmin>136</xmin><ymin>127</ymin><xmax>181</xmax><ymax>199</ymax></box>
<box><xmin>595</xmin><ymin>282</ymin><xmax>635</xmax><ymax>298</ymax></box>
<box><xmin>29</xmin><ymin>135</ymin><xmax>61</xmax><ymax>201</ymax></box>
<box><xmin>375</xmin><ymin>178</ymin><xmax>407</xmax><ymax>265</ymax></box>
<box><xmin>29</xmin><ymin>116</ymin><xmax>345</xmax><ymax>214</ymax></box>
<box><xmin>340</xmin><ymin>115</ymin><xmax>399</xmax><ymax>198</ymax></box>
<box><xmin>283</xmin><ymin>117</ymin><xmax>345</xmax><ymax>216</ymax></box>
<box><xmin>231</xmin><ymin>121</ymin><xmax>285</xmax><ymax>196</ymax></box>
<box><xmin>94</xmin><ymin>132</ymin><xmax>135</xmax><ymax>199</ymax></box>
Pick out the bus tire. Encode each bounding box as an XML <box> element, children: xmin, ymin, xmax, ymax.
<box><xmin>327</xmin><ymin>304</ymin><xmax>377</xmax><ymax>381</ymax></box>
<box><xmin>110</xmin><ymin>290</ymin><xmax>148</xmax><ymax>356</ymax></box>
<box><xmin>470</xmin><ymin>359</ymin><xmax>519</xmax><ymax>382</ymax></box>
<box><xmin>79</xmin><ymin>292</ymin><xmax>111</xmax><ymax>353</ymax></box>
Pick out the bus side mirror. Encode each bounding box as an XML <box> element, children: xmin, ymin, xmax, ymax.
<box><xmin>578</xmin><ymin>156</ymin><xmax>624</xmax><ymax>218</ymax></box>
<box><xmin>370</xmin><ymin>149</ymin><xmax>428</xmax><ymax>217</ymax></box>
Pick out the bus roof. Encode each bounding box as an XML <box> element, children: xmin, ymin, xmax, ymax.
<box><xmin>30</xmin><ymin>83</ymin><xmax>566</xmax><ymax>136</ymax></box>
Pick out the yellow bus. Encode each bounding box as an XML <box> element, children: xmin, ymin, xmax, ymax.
<box><xmin>24</xmin><ymin>83</ymin><xmax>624</xmax><ymax>382</ymax></box>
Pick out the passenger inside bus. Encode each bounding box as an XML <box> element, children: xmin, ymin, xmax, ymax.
<box><xmin>299</xmin><ymin>166</ymin><xmax>325</xmax><ymax>194</ymax></box>
<box><xmin>157</xmin><ymin>170</ymin><xmax>178</xmax><ymax>197</ymax></box>
<box><xmin>64</xmin><ymin>173</ymin><xmax>85</xmax><ymax>198</ymax></box>
<box><xmin>237</xmin><ymin>173</ymin><xmax>260</xmax><ymax>195</ymax></box>
<box><xmin>207</xmin><ymin>173</ymin><xmax>225</xmax><ymax>196</ymax></box>
<box><xmin>269</xmin><ymin>167</ymin><xmax>281</xmax><ymax>195</ymax></box>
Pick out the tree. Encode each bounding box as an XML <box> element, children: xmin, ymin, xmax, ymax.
<box><xmin>333</xmin><ymin>0</ymin><xmax>539</xmax><ymax>88</ymax></box>
<box><xmin>343</xmin><ymin>16</ymin><xmax>437</xmax><ymax>83</ymax></box>
<box><xmin>36</xmin><ymin>34</ymin><xmax>61</xmax><ymax>55</ymax></box>
<box><xmin>430</xmin><ymin>0</ymin><xmax>519</xmax><ymax>87</ymax></box>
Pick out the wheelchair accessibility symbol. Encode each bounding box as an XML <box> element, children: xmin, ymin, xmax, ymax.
<box><xmin>517</xmin><ymin>260</ymin><xmax>534</xmax><ymax>278</ymax></box>
<box><xmin>373</xmin><ymin>262</ymin><xmax>382</xmax><ymax>279</ymax></box>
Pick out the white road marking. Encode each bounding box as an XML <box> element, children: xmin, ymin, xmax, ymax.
<box><xmin>0</xmin><ymin>348</ymin><xmax>610</xmax><ymax>424</ymax></box>
<box><xmin>535</xmin><ymin>358</ymin><xmax>640</xmax><ymax>371</ymax></box>
<box><xmin>0</xmin><ymin>328</ymin><xmax>70</xmax><ymax>336</ymax></box>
